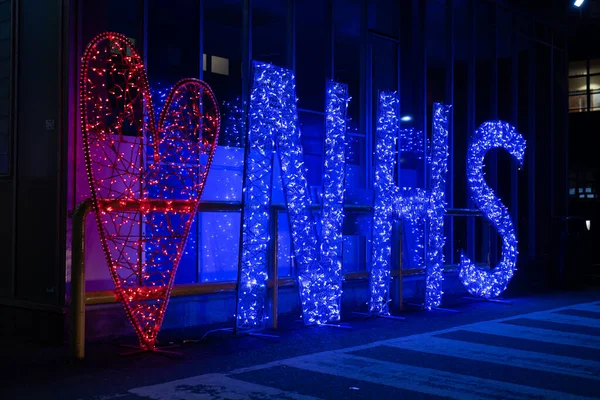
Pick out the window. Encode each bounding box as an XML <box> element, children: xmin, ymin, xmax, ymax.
<box><xmin>210</xmin><ymin>56</ymin><xmax>229</xmax><ymax>76</ymax></box>
<box><xmin>569</xmin><ymin>170</ymin><xmax>598</xmax><ymax>199</ymax></box>
<box><xmin>569</xmin><ymin>59</ymin><xmax>600</xmax><ymax>113</ymax></box>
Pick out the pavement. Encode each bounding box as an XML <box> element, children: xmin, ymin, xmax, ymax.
<box><xmin>3</xmin><ymin>286</ymin><xmax>600</xmax><ymax>399</ymax></box>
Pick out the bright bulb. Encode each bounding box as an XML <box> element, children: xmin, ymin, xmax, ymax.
<box><xmin>575</xmin><ymin>0</ymin><xmax>584</xmax><ymax>7</ymax></box>
<box><xmin>400</xmin><ymin>115</ymin><xmax>412</xmax><ymax>122</ymax></box>
<box><xmin>586</xmin><ymin>220</ymin><xmax>591</xmax><ymax>231</ymax></box>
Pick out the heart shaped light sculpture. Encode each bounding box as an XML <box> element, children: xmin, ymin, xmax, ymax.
<box><xmin>79</xmin><ymin>32</ymin><xmax>219</xmax><ymax>351</ymax></box>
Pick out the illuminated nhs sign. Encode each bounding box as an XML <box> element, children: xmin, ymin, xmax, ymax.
<box><xmin>235</xmin><ymin>62</ymin><xmax>526</xmax><ymax>331</ymax></box>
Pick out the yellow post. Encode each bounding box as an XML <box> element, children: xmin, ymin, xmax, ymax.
<box><xmin>70</xmin><ymin>199</ymin><xmax>92</xmax><ymax>360</ymax></box>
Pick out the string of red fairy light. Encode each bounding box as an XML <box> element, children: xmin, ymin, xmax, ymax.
<box><xmin>79</xmin><ymin>32</ymin><xmax>219</xmax><ymax>350</ymax></box>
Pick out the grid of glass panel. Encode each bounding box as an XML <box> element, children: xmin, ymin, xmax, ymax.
<box><xmin>76</xmin><ymin>0</ymin><xmax>566</xmax><ymax>286</ymax></box>
<box><xmin>569</xmin><ymin>59</ymin><xmax>600</xmax><ymax>112</ymax></box>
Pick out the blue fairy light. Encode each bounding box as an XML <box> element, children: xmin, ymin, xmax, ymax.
<box><xmin>459</xmin><ymin>121</ymin><xmax>525</xmax><ymax>298</ymax></box>
<box><xmin>236</xmin><ymin>62</ymin><xmax>349</xmax><ymax>331</ymax></box>
<box><xmin>370</xmin><ymin>92</ymin><xmax>450</xmax><ymax>314</ymax></box>
<box><xmin>426</xmin><ymin>103</ymin><xmax>451</xmax><ymax>309</ymax></box>
<box><xmin>315</xmin><ymin>81</ymin><xmax>349</xmax><ymax>323</ymax></box>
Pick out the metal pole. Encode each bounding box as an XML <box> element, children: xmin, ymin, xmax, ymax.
<box><xmin>527</xmin><ymin>38</ymin><xmax>536</xmax><ymax>261</ymax></box>
<box><xmin>70</xmin><ymin>198</ymin><xmax>92</xmax><ymax>360</ymax></box>
<box><xmin>271</xmin><ymin>210</ymin><xmax>279</xmax><ymax>329</ymax></box>
<box><xmin>233</xmin><ymin>0</ymin><xmax>252</xmax><ymax>335</ymax></box>
<box><xmin>199</xmin><ymin>0</ymin><xmax>204</xmax><ymax>80</ymax></box>
<box><xmin>510</xmin><ymin>13</ymin><xmax>519</xmax><ymax>260</ymax></box>
<box><xmin>446</xmin><ymin>0</ymin><xmax>455</xmax><ymax>264</ymax></box>
<box><xmin>398</xmin><ymin>222</ymin><xmax>403</xmax><ymax>311</ymax></box>
<box><xmin>489</xmin><ymin>2</ymin><xmax>499</xmax><ymax>265</ymax></box>
<box><xmin>467</xmin><ymin>0</ymin><xmax>476</xmax><ymax>261</ymax></box>
<box><xmin>364</xmin><ymin>0</ymin><xmax>372</xmax><ymax>189</ymax></box>
<box><xmin>287</xmin><ymin>0</ymin><xmax>296</xmax><ymax>73</ymax></box>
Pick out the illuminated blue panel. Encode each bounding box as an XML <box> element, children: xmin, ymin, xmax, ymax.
<box><xmin>459</xmin><ymin>121</ymin><xmax>526</xmax><ymax>298</ymax></box>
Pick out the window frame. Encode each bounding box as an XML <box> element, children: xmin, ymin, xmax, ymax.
<box><xmin>569</xmin><ymin>59</ymin><xmax>600</xmax><ymax>113</ymax></box>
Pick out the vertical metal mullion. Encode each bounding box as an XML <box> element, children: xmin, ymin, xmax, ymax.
<box><xmin>199</xmin><ymin>0</ymin><xmax>204</xmax><ymax>80</ymax></box>
<box><xmin>142</xmin><ymin>0</ymin><xmax>148</xmax><ymax>65</ymax></box>
<box><xmin>58</xmin><ymin>0</ymin><xmax>72</xmax><ymax>306</ymax></box>
<box><xmin>396</xmin><ymin>3</ymin><xmax>402</xmax><ymax>187</ymax></box>
<box><xmin>446</xmin><ymin>0</ymin><xmax>455</xmax><ymax>264</ymax></box>
<box><xmin>10</xmin><ymin>0</ymin><xmax>20</xmax><ymax>299</ymax></box>
<box><xmin>393</xmin><ymin>2</ymin><xmax>402</xmax><ymax>311</ymax></box>
<box><xmin>527</xmin><ymin>36</ymin><xmax>536</xmax><ymax>261</ymax></box>
<box><xmin>328</xmin><ymin>0</ymin><xmax>334</xmax><ymax>80</ymax></box>
<box><xmin>72</xmin><ymin>0</ymin><xmax>83</xmax><ymax>215</ymax></box>
<box><xmin>587</xmin><ymin>59</ymin><xmax>591</xmax><ymax>112</ymax></box>
<box><xmin>234</xmin><ymin>0</ymin><xmax>253</xmax><ymax>334</ymax></box>
<box><xmin>412</xmin><ymin>0</ymin><xmax>426</xmax><ymax>191</ymax></box>
<box><xmin>467</xmin><ymin>0</ymin><xmax>476</xmax><ymax>261</ymax></box>
<box><xmin>489</xmin><ymin>2</ymin><xmax>499</xmax><ymax>265</ymax></box>
<box><xmin>510</xmin><ymin>13</ymin><xmax>519</xmax><ymax>259</ymax></box>
<box><xmin>287</xmin><ymin>0</ymin><xmax>295</xmax><ymax>73</ymax></box>
<box><xmin>550</xmin><ymin>33</ymin><xmax>555</xmax><ymax>218</ymax></box>
<box><xmin>361</xmin><ymin>0</ymin><xmax>370</xmax><ymax>275</ymax></box>
<box><xmin>564</xmin><ymin>44</ymin><xmax>569</xmax><ymax>221</ymax></box>
<box><xmin>199</xmin><ymin>0</ymin><xmax>204</xmax><ymax>283</ymax></box>
<box><xmin>67</xmin><ymin>0</ymin><xmax>83</xmax><ymax>301</ymax></box>
<box><xmin>139</xmin><ymin>0</ymin><xmax>148</xmax><ymax>286</ymax></box>
<box><xmin>363</xmin><ymin>0</ymin><xmax>371</xmax><ymax>189</ymax></box>
<box><xmin>420</xmin><ymin>0</ymin><xmax>427</xmax><ymax>269</ymax></box>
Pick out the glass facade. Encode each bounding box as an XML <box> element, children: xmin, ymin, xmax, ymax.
<box><xmin>569</xmin><ymin>59</ymin><xmax>600</xmax><ymax>112</ymax></box>
<box><xmin>69</xmin><ymin>0</ymin><xmax>568</xmax><ymax>296</ymax></box>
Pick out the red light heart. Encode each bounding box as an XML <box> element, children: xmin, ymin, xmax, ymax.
<box><xmin>79</xmin><ymin>32</ymin><xmax>219</xmax><ymax>350</ymax></box>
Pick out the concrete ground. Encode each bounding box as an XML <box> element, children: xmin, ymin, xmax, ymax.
<box><xmin>3</xmin><ymin>286</ymin><xmax>600</xmax><ymax>399</ymax></box>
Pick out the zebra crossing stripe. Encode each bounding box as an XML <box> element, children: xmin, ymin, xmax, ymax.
<box><xmin>385</xmin><ymin>335</ymin><xmax>600</xmax><ymax>380</ymax></box>
<box><xmin>523</xmin><ymin>311</ymin><xmax>600</xmax><ymax>328</ymax></box>
<box><xmin>128</xmin><ymin>373</ymin><xmax>320</xmax><ymax>400</ymax></box>
<box><xmin>126</xmin><ymin>301</ymin><xmax>600</xmax><ymax>400</ymax></box>
<box><xmin>458</xmin><ymin>321</ymin><xmax>600</xmax><ymax>348</ymax></box>
<box><xmin>279</xmin><ymin>351</ymin><xmax>591</xmax><ymax>400</ymax></box>
<box><xmin>562</xmin><ymin>303</ymin><xmax>600</xmax><ymax>313</ymax></box>
<box><xmin>555</xmin><ymin>309</ymin><xmax>600</xmax><ymax>320</ymax></box>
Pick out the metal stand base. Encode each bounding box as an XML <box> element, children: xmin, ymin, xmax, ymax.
<box><xmin>462</xmin><ymin>296</ymin><xmax>513</xmax><ymax>305</ymax></box>
<box><xmin>380</xmin><ymin>314</ymin><xmax>407</xmax><ymax>321</ymax></box>
<box><xmin>202</xmin><ymin>328</ymin><xmax>279</xmax><ymax>341</ymax></box>
<box><xmin>318</xmin><ymin>323</ymin><xmax>352</xmax><ymax>329</ymax></box>
<box><xmin>352</xmin><ymin>311</ymin><xmax>406</xmax><ymax>321</ymax></box>
<box><xmin>246</xmin><ymin>331</ymin><xmax>280</xmax><ymax>339</ymax></box>
<box><xmin>404</xmin><ymin>302</ymin><xmax>459</xmax><ymax>312</ymax></box>
<box><xmin>119</xmin><ymin>344</ymin><xmax>183</xmax><ymax>358</ymax></box>
<box><xmin>294</xmin><ymin>320</ymin><xmax>352</xmax><ymax>329</ymax></box>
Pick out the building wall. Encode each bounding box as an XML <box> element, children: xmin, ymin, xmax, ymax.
<box><xmin>0</xmin><ymin>0</ymin><xmax>13</xmax><ymax>298</ymax></box>
<box><xmin>1</xmin><ymin>0</ymin><xmax>570</xmax><ymax>344</ymax></box>
<box><xmin>0</xmin><ymin>0</ymin><xmax>10</xmax><ymax>174</ymax></box>
<box><xmin>566</xmin><ymin>0</ymin><xmax>600</xmax><ymax>268</ymax></box>
<box><xmin>0</xmin><ymin>0</ymin><xmax>68</xmax><ymax>343</ymax></box>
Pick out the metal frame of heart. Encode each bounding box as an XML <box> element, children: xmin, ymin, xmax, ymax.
<box><xmin>79</xmin><ymin>32</ymin><xmax>220</xmax><ymax>351</ymax></box>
